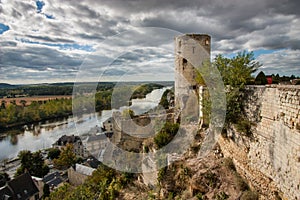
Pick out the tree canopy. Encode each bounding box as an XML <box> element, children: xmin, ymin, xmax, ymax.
<box><xmin>154</xmin><ymin>122</ymin><xmax>180</xmax><ymax>149</ymax></box>
<box><xmin>53</xmin><ymin>144</ymin><xmax>77</xmax><ymax>169</ymax></box>
<box><xmin>0</xmin><ymin>172</ymin><xmax>10</xmax><ymax>187</ymax></box>
<box><xmin>255</xmin><ymin>71</ymin><xmax>268</xmax><ymax>85</ymax></box>
<box><xmin>46</xmin><ymin>164</ymin><xmax>135</xmax><ymax>200</ymax></box>
<box><xmin>47</xmin><ymin>148</ymin><xmax>61</xmax><ymax>160</ymax></box>
<box><xmin>196</xmin><ymin>51</ymin><xmax>262</xmax><ymax>134</ymax></box>
<box><xmin>214</xmin><ymin>51</ymin><xmax>260</xmax><ymax>87</ymax></box>
<box><xmin>213</xmin><ymin>52</ymin><xmax>260</xmax><ymax>123</ymax></box>
<box><xmin>15</xmin><ymin>150</ymin><xmax>49</xmax><ymax>178</ymax></box>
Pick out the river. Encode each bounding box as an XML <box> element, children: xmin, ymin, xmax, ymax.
<box><xmin>0</xmin><ymin>87</ymin><xmax>170</xmax><ymax>161</ymax></box>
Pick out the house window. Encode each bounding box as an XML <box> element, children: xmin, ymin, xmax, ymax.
<box><xmin>182</xmin><ymin>58</ymin><xmax>187</xmax><ymax>64</ymax></box>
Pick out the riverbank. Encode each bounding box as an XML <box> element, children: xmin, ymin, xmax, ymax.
<box><xmin>0</xmin><ymin>112</ymin><xmax>72</xmax><ymax>131</ymax></box>
<box><xmin>0</xmin><ymin>87</ymin><xmax>170</xmax><ymax>161</ymax></box>
<box><xmin>0</xmin><ymin>83</ymin><xmax>169</xmax><ymax>131</ymax></box>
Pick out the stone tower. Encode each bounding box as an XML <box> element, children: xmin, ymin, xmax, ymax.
<box><xmin>174</xmin><ymin>34</ymin><xmax>211</xmax><ymax>122</ymax></box>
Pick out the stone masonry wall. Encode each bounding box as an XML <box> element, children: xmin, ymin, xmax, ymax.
<box><xmin>174</xmin><ymin>34</ymin><xmax>210</xmax><ymax>121</ymax></box>
<box><xmin>219</xmin><ymin>85</ymin><xmax>300</xmax><ymax>199</ymax></box>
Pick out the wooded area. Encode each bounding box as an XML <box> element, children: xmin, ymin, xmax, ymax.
<box><xmin>0</xmin><ymin>83</ymin><xmax>168</xmax><ymax>129</ymax></box>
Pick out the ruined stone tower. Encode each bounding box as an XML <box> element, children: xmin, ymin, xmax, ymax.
<box><xmin>174</xmin><ymin>34</ymin><xmax>211</xmax><ymax>122</ymax></box>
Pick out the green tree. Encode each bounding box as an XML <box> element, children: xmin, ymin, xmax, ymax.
<box><xmin>272</xmin><ymin>73</ymin><xmax>280</xmax><ymax>84</ymax></box>
<box><xmin>290</xmin><ymin>74</ymin><xmax>296</xmax><ymax>79</ymax></box>
<box><xmin>53</xmin><ymin>144</ymin><xmax>76</xmax><ymax>169</ymax></box>
<box><xmin>46</xmin><ymin>164</ymin><xmax>128</xmax><ymax>200</ymax></box>
<box><xmin>255</xmin><ymin>71</ymin><xmax>268</xmax><ymax>85</ymax></box>
<box><xmin>46</xmin><ymin>183</ymin><xmax>73</xmax><ymax>200</ymax></box>
<box><xmin>213</xmin><ymin>51</ymin><xmax>261</xmax><ymax>127</ymax></box>
<box><xmin>47</xmin><ymin>148</ymin><xmax>61</xmax><ymax>160</ymax></box>
<box><xmin>15</xmin><ymin>150</ymin><xmax>49</xmax><ymax>178</ymax></box>
<box><xmin>31</xmin><ymin>151</ymin><xmax>50</xmax><ymax>177</ymax></box>
<box><xmin>214</xmin><ymin>51</ymin><xmax>260</xmax><ymax>87</ymax></box>
<box><xmin>0</xmin><ymin>172</ymin><xmax>10</xmax><ymax>187</ymax></box>
<box><xmin>154</xmin><ymin>122</ymin><xmax>179</xmax><ymax>149</ymax></box>
<box><xmin>17</xmin><ymin>150</ymin><xmax>33</xmax><ymax>172</ymax></box>
<box><xmin>159</xmin><ymin>89</ymin><xmax>174</xmax><ymax>109</ymax></box>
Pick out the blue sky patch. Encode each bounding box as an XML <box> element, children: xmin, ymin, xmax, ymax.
<box><xmin>18</xmin><ymin>38</ymin><xmax>95</xmax><ymax>52</ymax></box>
<box><xmin>253</xmin><ymin>49</ymin><xmax>276</xmax><ymax>57</ymax></box>
<box><xmin>36</xmin><ymin>1</ymin><xmax>55</xmax><ymax>19</ymax></box>
<box><xmin>45</xmin><ymin>14</ymin><xmax>55</xmax><ymax>19</ymax></box>
<box><xmin>224</xmin><ymin>49</ymin><xmax>276</xmax><ymax>59</ymax></box>
<box><xmin>36</xmin><ymin>0</ymin><xmax>45</xmax><ymax>13</ymax></box>
<box><xmin>0</xmin><ymin>23</ymin><xmax>9</xmax><ymax>34</ymax></box>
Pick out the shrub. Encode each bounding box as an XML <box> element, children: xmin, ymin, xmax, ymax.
<box><xmin>235</xmin><ymin>118</ymin><xmax>252</xmax><ymax>137</ymax></box>
<box><xmin>154</xmin><ymin>122</ymin><xmax>179</xmax><ymax>149</ymax></box>
<box><xmin>167</xmin><ymin>192</ymin><xmax>174</xmax><ymax>200</ymax></box>
<box><xmin>159</xmin><ymin>89</ymin><xmax>174</xmax><ymax>109</ymax></box>
<box><xmin>148</xmin><ymin>191</ymin><xmax>156</xmax><ymax>199</ymax></box>
<box><xmin>196</xmin><ymin>193</ymin><xmax>204</xmax><ymax>200</ymax></box>
<box><xmin>235</xmin><ymin>174</ymin><xmax>249</xmax><ymax>191</ymax></box>
<box><xmin>204</xmin><ymin>171</ymin><xmax>218</xmax><ymax>188</ymax></box>
<box><xmin>240</xmin><ymin>190</ymin><xmax>258</xmax><ymax>200</ymax></box>
<box><xmin>214</xmin><ymin>191</ymin><xmax>229</xmax><ymax>200</ymax></box>
<box><xmin>157</xmin><ymin>167</ymin><xmax>167</xmax><ymax>183</ymax></box>
<box><xmin>154</xmin><ymin>131</ymin><xmax>170</xmax><ymax>149</ymax></box>
<box><xmin>223</xmin><ymin>157</ymin><xmax>236</xmax><ymax>171</ymax></box>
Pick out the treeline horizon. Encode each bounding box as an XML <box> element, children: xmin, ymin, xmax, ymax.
<box><xmin>0</xmin><ymin>81</ymin><xmax>173</xmax><ymax>98</ymax></box>
<box><xmin>0</xmin><ymin>83</ymin><xmax>166</xmax><ymax>130</ymax></box>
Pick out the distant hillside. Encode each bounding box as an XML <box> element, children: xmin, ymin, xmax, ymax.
<box><xmin>0</xmin><ymin>83</ymin><xmax>17</xmax><ymax>89</ymax></box>
<box><xmin>0</xmin><ymin>81</ymin><xmax>174</xmax><ymax>97</ymax></box>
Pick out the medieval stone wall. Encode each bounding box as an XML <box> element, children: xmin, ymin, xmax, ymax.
<box><xmin>174</xmin><ymin>34</ymin><xmax>210</xmax><ymax>121</ymax></box>
<box><xmin>218</xmin><ymin>85</ymin><xmax>300</xmax><ymax>199</ymax></box>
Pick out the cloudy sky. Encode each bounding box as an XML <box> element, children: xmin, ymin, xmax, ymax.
<box><xmin>0</xmin><ymin>0</ymin><xmax>299</xmax><ymax>84</ymax></box>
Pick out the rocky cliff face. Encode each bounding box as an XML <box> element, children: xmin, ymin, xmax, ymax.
<box><xmin>109</xmin><ymin>85</ymin><xmax>299</xmax><ymax>199</ymax></box>
<box><xmin>219</xmin><ymin>85</ymin><xmax>300</xmax><ymax>200</ymax></box>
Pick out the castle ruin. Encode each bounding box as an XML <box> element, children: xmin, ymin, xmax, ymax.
<box><xmin>174</xmin><ymin>34</ymin><xmax>211</xmax><ymax>123</ymax></box>
<box><xmin>174</xmin><ymin>34</ymin><xmax>300</xmax><ymax>199</ymax></box>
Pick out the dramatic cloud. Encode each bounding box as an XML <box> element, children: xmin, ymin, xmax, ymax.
<box><xmin>257</xmin><ymin>49</ymin><xmax>300</xmax><ymax>76</ymax></box>
<box><xmin>0</xmin><ymin>0</ymin><xmax>299</xmax><ymax>83</ymax></box>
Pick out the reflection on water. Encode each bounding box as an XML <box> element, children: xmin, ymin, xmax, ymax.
<box><xmin>0</xmin><ymin>112</ymin><xmax>109</xmax><ymax>161</ymax></box>
<box><xmin>0</xmin><ymin>87</ymin><xmax>170</xmax><ymax>161</ymax></box>
<box><xmin>10</xmin><ymin>135</ymin><xmax>18</xmax><ymax>145</ymax></box>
